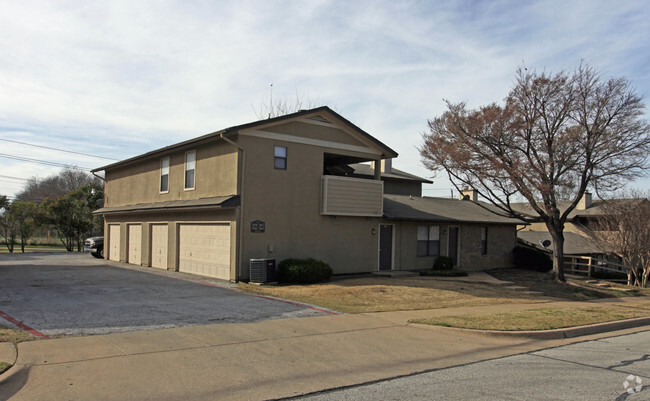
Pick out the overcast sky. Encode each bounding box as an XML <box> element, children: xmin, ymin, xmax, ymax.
<box><xmin>1</xmin><ymin>0</ymin><xmax>649</xmax><ymax>199</ymax></box>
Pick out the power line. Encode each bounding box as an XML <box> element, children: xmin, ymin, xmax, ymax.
<box><xmin>0</xmin><ymin>137</ymin><xmax>119</xmax><ymax>161</ymax></box>
<box><xmin>0</xmin><ymin>153</ymin><xmax>92</xmax><ymax>171</ymax></box>
<box><xmin>0</xmin><ymin>175</ymin><xmax>29</xmax><ymax>181</ymax></box>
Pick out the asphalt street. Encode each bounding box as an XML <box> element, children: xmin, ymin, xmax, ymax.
<box><xmin>296</xmin><ymin>330</ymin><xmax>650</xmax><ymax>401</ymax></box>
<box><xmin>0</xmin><ymin>253</ymin><xmax>333</xmax><ymax>336</ymax></box>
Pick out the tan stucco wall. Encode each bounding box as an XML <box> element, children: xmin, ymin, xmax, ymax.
<box><xmin>103</xmin><ymin>208</ymin><xmax>237</xmax><ymax>276</ymax></box>
<box><xmin>235</xmin><ymin>133</ymin><xmax>382</xmax><ymax>279</ymax></box>
<box><xmin>522</xmin><ymin>221</ymin><xmax>588</xmax><ymax>236</ymax></box>
<box><xmin>391</xmin><ymin>222</ymin><xmax>515</xmax><ymax>271</ymax></box>
<box><xmin>104</xmin><ymin>141</ymin><xmax>239</xmax><ymax>207</ymax></box>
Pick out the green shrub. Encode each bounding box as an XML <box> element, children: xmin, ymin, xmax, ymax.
<box><xmin>277</xmin><ymin>258</ymin><xmax>333</xmax><ymax>284</ymax></box>
<box><xmin>419</xmin><ymin>270</ymin><xmax>468</xmax><ymax>277</ymax></box>
<box><xmin>433</xmin><ymin>256</ymin><xmax>455</xmax><ymax>271</ymax></box>
<box><xmin>513</xmin><ymin>246</ymin><xmax>552</xmax><ymax>272</ymax></box>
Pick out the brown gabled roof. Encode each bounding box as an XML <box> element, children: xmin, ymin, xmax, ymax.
<box><xmin>383</xmin><ymin>194</ymin><xmax>524</xmax><ymax>224</ymax></box>
<box><xmin>92</xmin><ymin>106</ymin><xmax>398</xmax><ymax>173</ymax></box>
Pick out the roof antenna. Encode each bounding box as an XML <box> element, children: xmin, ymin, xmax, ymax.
<box><xmin>268</xmin><ymin>83</ymin><xmax>273</xmax><ymax>119</ymax></box>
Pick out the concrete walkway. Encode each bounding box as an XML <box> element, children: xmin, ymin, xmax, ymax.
<box><xmin>1</xmin><ymin>299</ymin><xmax>649</xmax><ymax>401</ymax></box>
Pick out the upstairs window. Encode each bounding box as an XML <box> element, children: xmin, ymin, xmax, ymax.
<box><xmin>274</xmin><ymin>146</ymin><xmax>287</xmax><ymax>169</ymax></box>
<box><xmin>481</xmin><ymin>227</ymin><xmax>488</xmax><ymax>255</ymax></box>
<box><xmin>185</xmin><ymin>150</ymin><xmax>196</xmax><ymax>190</ymax></box>
<box><xmin>160</xmin><ymin>157</ymin><xmax>170</xmax><ymax>193</ymax></box>
<box><xmin>417</xmin><ymin>225</ymin><xmax>440</xmax><ymax>257</ymax></box>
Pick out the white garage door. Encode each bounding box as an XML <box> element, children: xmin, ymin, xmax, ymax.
<box><xmin>128</xmin><ymin>224</ymin><xmax>142</xmax><ymax>265</ymax></box>
<box><xmin>178</xmin><ymin>224</ymin><xmax>230</xmax><ymax>280</ymax></box>
<box><xmin>150</xmin><ymin>224</ymin><xmax>168</xmax><ymax>269</ymax></box>
<box><xmin>109</xmin><ymin>225</ymin><xmax>121</xmax><ymax>261</ymax></box>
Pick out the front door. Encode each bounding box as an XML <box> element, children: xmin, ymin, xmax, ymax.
<box><xmin>448</xmin><ymin>226</ymin><xmax>459</xmax><ymax>267</ymax></box>
<box><xmin>379</xmin><ymin>224</ymin><xmax>393</xmax><ymax>271</ymax></box>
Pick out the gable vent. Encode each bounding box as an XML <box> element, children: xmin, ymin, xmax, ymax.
<box><xmin>307</xmin><ymin>115</ymin><xmax>332</xmax><ymax>124</ymax></box>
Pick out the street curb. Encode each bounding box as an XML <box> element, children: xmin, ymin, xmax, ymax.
<box><xmin>411</xmin><ymin>317</ymin><xmax>650</xmax><ymax>339</ymax></box>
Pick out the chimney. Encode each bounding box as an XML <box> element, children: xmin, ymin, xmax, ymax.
<box><xmin>459</xmin><ymin>189</ymin><xmax>478</xmax><ymax>201</ymax></box>
<box><xmin>578</xmin><ymin>192</ymin><xmax>592</xmax><ymax>210</ymax></box>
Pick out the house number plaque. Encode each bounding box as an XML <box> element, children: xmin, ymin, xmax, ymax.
<box><xmin>250</xmin><ymin>220</ymin><xmax>265</xmax><ymax>233</ymax></box>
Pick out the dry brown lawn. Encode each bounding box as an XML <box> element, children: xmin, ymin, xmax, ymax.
<box><xmin>240</xmin><ymin>270</ymin><xmax>649</xmax><ymax>314</ymax></box>
<box><xmin>240</xmin><ymin>276</ymin><xmax>546</xmax><ymax>313</ymax></box>
<box><xmin>411</xmin><ymin>306</ymin><xmax>649</xmax><ymax>331</ymax></box>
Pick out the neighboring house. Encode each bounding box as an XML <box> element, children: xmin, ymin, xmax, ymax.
<box><xmin>513</xmin><ymin>194</ymin><xmax>647</xmax><ymax>271</ymax></box>
<box><xmin>93</xmin><ymin>107</ymin><xmax>520</xmax><ymax>281</ymax></box>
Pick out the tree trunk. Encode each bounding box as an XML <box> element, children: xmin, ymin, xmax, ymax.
<box><xmin>547</xmin><ymin>225</ymin><xmax>566</xmax><ymax>282</ymax></box>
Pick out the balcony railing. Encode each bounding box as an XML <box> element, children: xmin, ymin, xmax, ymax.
<box><xmin>321</xmin><ymin>175</ymin><xmax>383</xmax><ymax>217</ymax></box>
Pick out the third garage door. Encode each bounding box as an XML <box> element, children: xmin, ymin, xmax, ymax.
<box><xmin>178</xmin><ymin>224</ymin><xmax>230</xmax><ymax>280</ymax></box>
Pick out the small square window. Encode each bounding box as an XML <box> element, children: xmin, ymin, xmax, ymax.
<box><xmin>185</xmin><ymin>151</ymin><xmax>196</xmax><ymax>190</ymax></box>
<box><xmin>274</xmin><ymin>146</ymin><xmax>287</xmax><ymax>169</ymax></box>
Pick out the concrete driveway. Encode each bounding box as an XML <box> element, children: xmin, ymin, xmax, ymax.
<box><xmin>0</xmin><ymin>253</ymin><xmax>335</xmax><ymax>336</ymax></box>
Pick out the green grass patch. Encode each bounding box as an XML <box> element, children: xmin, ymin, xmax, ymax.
<box><xmin>0</xmin><ymin>325</ymin><xmax>36</xmax><ymax>344</ymax></box>
<box><xmin>410</xmin><ymin>306</ymin><xmax>649</xmax><ymax>331</ymax></box>
<box><xmin>0</xmin><ymin>362</ymin><xmax>11</xmax><ymax>374</ymax></box>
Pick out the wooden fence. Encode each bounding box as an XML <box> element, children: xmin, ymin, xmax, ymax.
<box><xmin>563</xmin><ymin>256</ymin><xmax>631</xmax><ymax>282</ymax></box>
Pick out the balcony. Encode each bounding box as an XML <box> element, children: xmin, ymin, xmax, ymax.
<box><xmin>321</xmin><ymin>175</ymin><xmax>383</xmax><ymax>217</ymax></box>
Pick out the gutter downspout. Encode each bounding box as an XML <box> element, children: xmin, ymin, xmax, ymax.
<box><xmin>220</xmin><ymin>132</ymin><xmax>245</xmax><ymax>282</ymax></box>
<box><xmin>91</xmin><ymin>171</ymin><xmax>105</xmax><ymax>182</ymax></box>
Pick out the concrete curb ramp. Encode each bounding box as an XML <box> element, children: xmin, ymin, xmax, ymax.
<box><xmin>416</xmin><ymin>316</ymin><xmax>650</xmax><ymax>340</ymax></box>
<box><xmin>0</xmin><ymin>342</ymin><xmax>16</xmax><ymax>366</ymax></box>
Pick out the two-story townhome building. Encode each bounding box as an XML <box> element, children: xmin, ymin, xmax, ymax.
<box><xmin>93</xmin><ymin>107</ymin><xmax>521</xmax><ymax>281</ymax></box>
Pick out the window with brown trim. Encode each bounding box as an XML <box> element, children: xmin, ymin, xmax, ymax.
<box><xmin>185</xmin><ymin>151</ymin><xmax>196</xmax><ymax>190</ymax></box>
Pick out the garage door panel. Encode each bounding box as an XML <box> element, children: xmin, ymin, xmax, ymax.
<box><xmin>128</xmin><ymin>225</ymin><xmax>142</xmax><ymax>265</ymax></box>
<box><xmin>151</xmin><ymin>224</ymin><xmax>168</xmax><ymax>269</ymax></box>
<box><xmin>178</xmin><ymin>224</ymin><xmax>230</xmax><ymax>280</ymax></box>
<box><xmin>109</xmin><ymin>225</ymin><xmax>121</xmax><ymax>261</ymax></box>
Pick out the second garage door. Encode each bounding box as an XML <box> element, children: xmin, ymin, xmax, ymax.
<box><xmin>178</xmin><ymin>224</ymin><xmax>231</xmax><ymax>280</ymax></box>
<box><xmin>128</xmin><ymin>224</ymin><xmax>142</xmax><ymax>265</ymax></box>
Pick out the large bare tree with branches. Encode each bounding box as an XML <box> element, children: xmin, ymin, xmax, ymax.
<box><xmin>420</xmin><ymin>64</ymin><xmax>650</xmax><ymax>281</ymax></box>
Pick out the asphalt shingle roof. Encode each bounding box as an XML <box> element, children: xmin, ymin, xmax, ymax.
<box><xmin>94</xmin><ymin>195</ymin><xmax>240</xmax><ymax>215</ymax></box>
<box><xmin>383</xmin><ymin>195</ymin><xmax>523</xmax><ymax>224</ymax></box>
<box><xmin>517</xmin><ymin>230</ymin><xmax>604</xmax><ymax>255</ymax></box>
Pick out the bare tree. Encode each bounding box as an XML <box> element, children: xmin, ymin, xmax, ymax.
<box><xmin>587</xmin><ymin>193</ymin><xmax>650</xmax><ymax>287</ymax></box>
<box><xmin>15</xmin><ymin>168</ymin><xmax>102</xmax><ymax>202</ymax></box>
<box><xmin>252</xmin><ymin>88</ymin><xmax>321</xmax><ymax>119</ymax></box>
<box><xmin>420</xmin><ymin>63</ymin><xmax>650</xmax><ymax>282</ymax></box>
